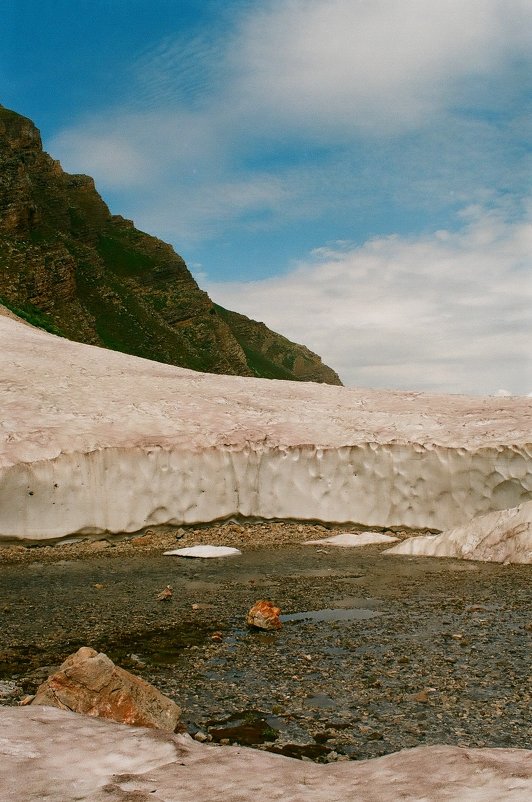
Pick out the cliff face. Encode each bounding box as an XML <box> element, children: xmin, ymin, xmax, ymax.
<box><xmin>0</xmin><ymin>105</ymin><xmax>341</xmax><ymax>384</ymax></box>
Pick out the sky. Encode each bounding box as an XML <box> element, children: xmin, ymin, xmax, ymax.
<box><xmin>3</xmin><ymin>0</ymin><xmax>531</xmax><ymax>395</ymax></box>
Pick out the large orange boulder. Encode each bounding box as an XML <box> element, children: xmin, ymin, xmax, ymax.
<box><xmin>31</xmin><ymin>646</ymin><xmax>181</xmax><ymax>732</ymax></box>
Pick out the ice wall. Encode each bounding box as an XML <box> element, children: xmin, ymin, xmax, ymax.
<box><xmin>1</xmin><ymin>310</ymin><xmax>531</xmax><ymax>541</ymax></box>
<box><xmin>1</xmin><ymin>442</ymin><xmax>531</xmax><ymax>541</ymax></box>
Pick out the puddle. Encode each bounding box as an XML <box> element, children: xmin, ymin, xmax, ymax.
<box><xmin>206</xmin><ymin>710</ymin><xmax>281</xmax><ymax>745</ymax></box>
<box><xmin>269</xmin><ymin>743</ymin><xmax>331</xmax><ymax>761</ymax></box>
<box><xmin>106</xmin><ymin>625</ymin><xmax>214</xmax><ymax>668</ymax></box>
<box><xmin>281</xmin><ymin>608</ymin><xmax>381</xmax><ymax>623</ymax></box>
<box><xmin>205</xmin><ymin>711</ymin><xmax>334</xmax><ymax>762</ymax></box>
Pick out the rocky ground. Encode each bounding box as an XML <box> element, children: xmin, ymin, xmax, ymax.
<box><xmin>0</xmin><ymin>521</ymin><xmax>530</xmax><ymax>763</ymax></box>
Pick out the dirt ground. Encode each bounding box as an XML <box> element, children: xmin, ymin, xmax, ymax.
<box><xmin>1</xmin><ymin>521</ymin><xmax>530</xmax><ymax>762</ymax></box>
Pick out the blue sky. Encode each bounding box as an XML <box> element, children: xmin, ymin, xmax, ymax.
<box><xmin>3</xmin><ymin>0</ymin><xmax>531</xmax><ymax>394</ymax></box>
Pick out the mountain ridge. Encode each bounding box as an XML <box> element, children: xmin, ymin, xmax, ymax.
<box><xmin>0</xmin><ymin>104</ymin><xmax>341</xmax><ymax>385</ymax></box>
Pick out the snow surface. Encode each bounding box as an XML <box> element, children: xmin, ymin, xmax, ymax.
<box><xmin>385</xmin><ymin>500</ymin><xmax>532</xmax><ymax>563</ymax></box>
<box><xmin>305</xmin><ymin>532</ymin><xmax>399</xmax><ymax>546</ymax></box>
<box><xmin>1</xmin><ymin>311</ymin><xmax>531</xmax><ymax>541</ymax></box>
<box><xmin>0</xmin><ymin>707</ymin><xmax>530</xmax><ymax>802</ymax></box>
<box><xmin>163</xmin><ymin>545</ymin><xmax>242</xmax><ymax>558</ymax></box>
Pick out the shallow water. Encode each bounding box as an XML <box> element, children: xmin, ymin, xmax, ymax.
<box><xmin>281</xmin><ymin>607</ymin><xmax>381</xmax><ymax>623</ymax></box>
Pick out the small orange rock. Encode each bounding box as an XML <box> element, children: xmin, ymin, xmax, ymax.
<box><xmin>246</xmin><ymin>600</ymin><xmax>282</xmax><ymax>631</ymax></box>
<box><xmin>156</xmin><ymin>586</ymin><xmax>173</xmax><ymax>601</ymax></box>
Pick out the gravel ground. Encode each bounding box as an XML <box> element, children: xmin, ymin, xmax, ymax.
<box><xmin>1</xmin><ymin>521</ymin><xmax>531</xmax><ymax>763</ymax></box>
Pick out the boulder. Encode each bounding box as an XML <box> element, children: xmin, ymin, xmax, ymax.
<box><xmin>246</xmin><ymin>600</ymin><xmax>282</xmax><ymax>630</ymax></box>
<box><xmin>30</xmin><ymin>647</ymin><xmax>181</xmax><ymax>732</ymax></box>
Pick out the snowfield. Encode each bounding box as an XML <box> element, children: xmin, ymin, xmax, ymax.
<box><xmin>1</xmin><ymin>310</ymin><xmax>531</xmax><ymax>542</ymax></box>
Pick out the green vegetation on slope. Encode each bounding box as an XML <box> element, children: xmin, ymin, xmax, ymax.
<box><xmin>0</xmin><ymin>104</ymin><xmax>342</xmax><ymax>384</ymax></box>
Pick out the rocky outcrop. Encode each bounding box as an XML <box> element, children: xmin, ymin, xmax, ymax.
<box><xmin>1</xmin><ymin>707</ymin><xmax>531</xmax><ymax>802</ymax></box>
<box><xmin>385</xmin><ymin>501</ymin><xmax>532</xmax><ymax>563</ymax></box>
<box><xmin>31</xmin><ymin>647</ymin><xmax>181</xmax><ymax>732</ymax></box>
<box><xmin>0</xmin><ymin>104</ymin><xmax>341</xmax><ymax>384</ymax></box>
<box><xmin>215</xmin><ymin>305</ymin><xmax>341</xmax><ymax>385</ymax></box>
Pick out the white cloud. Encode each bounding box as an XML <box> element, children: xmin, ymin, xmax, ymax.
<box><xmin>45</xmin><ymin>0</ymin><xmax>531</xmax><ymax>247</ymax></box>
<box><xmin>50</xmin><ymin>108</ymin><xmax>225</xmax><ymax>190</ymax></box>
<box><xmin>206</xmin><ymin>205</ymin><xmax>532</xmax><ymax>395</ymax></box>
<box><xmin>229</xmin><ymin>0</ymin><xmax>532</xmax><ymax>137</ymax></box>
<box><xmin>50</xmin><ymin>0</ymin><xmax>532</xmax><ymax>170</ymax></box>
<box><xmin>51</xmin><ymin>128</ymin><xmax>150</xmax><ymax>188</ymax></box>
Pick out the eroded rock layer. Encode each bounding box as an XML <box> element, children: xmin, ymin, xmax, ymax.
<box><xmin>1</xmin><ymin>312</ymin><xmax>531</xmax><ymax>541</ymax></box>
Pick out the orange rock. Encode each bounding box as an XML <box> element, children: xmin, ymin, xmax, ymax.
<box><xmin>246</xmin><ymin>600</ymin><xmax>282</xmax><ymax>631</ymax></box>
<box><xmin>31</xmin><ymin>647</ymin><xmax>181</xmax><ymax>732</ymax></box>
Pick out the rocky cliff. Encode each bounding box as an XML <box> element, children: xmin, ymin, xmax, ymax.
<box><xmin>0</xmin><ymin>105</ymin><xmax>341</xmax><ymax>384</ymax></box>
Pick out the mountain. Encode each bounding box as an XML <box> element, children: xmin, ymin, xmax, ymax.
<box><xmin>0</xmin><ymin>105</ymin><xmax>341</xmax><ymax>385</ymax></box>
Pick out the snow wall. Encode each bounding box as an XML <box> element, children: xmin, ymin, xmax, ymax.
<box><xmin>1</xmin><ymin>441</ymin><xmax>530</xmax><ymax>541</ymax></box>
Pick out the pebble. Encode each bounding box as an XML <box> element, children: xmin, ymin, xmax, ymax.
<box><xmin>0</xmin><ymin>682</ymin><xmax>22</xmax><ymax>699</ymax></box>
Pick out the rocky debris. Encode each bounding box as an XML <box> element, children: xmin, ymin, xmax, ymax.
<box><xmin>0</xmin><ymin>681</ymin><xmax>21</xmax><ymax>699</ymax></box>
<box><xmin>305</xmin><ymin>532</ymin><xmax>399</xmax><ymax>547</ymax></box>
<box><xmin>386</xmin><ymin>501</ymin><xmax>532</xmax><ymax>564</ymax></box>
<box><xmin>0</xmin><ymin>706</ymin><xmax>531</xmax><ymax>802</ymax></box>
<box><xmin>156</xmin><ymin>585</ymin><xmax>173</xmax><ymax>601</ymax></box>
<box><xmin>246</xmin><ymin>600</ymin><xmax>282</xmax><ymax>631</ymax></box>
<box><xmin>164</xmin><ymin>545</ymin><xmax>242</xmax><ymax>559</ymax></box>
<box><xmin>0</xmin><ymin>521</ymin><xmax>408</xmax><ymax>565</ymax></box>
<box><xmin>30</xmin><ymin>646</ymin><xmax>181</xmax><ymax>731</ymax></box>
<box><xmin>1</xmin><ymin>542</ymin><xmax>530</xmax><ymax>760</ymax></box>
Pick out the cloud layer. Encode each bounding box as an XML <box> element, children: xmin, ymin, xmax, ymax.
<box><xmin>207</xmin><ymin>204</ymin><xmax>532</xmax><ymax>395</ymax></box>
<box><xmin>44</xmin><ymin>0</ymin><xmax>532</xmax><ymax>394</ymax></box>
<box><xmin>49</xmin><ymin>0</ymin><xmax>531</xmax><ymax>241</ymax></box>
<box><xmin>229</xmin><ymin>0</ymin><xmax>532</xmax><ymax>136</ymax></box>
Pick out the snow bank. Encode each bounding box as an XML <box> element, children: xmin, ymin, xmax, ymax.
<box><xmin>385</xmin><ymin>500</ymin><xmax>532</xmax><ymax>563</ymax></box>
<box><xmin>0</xmin><ymin>707</ymin><xmax>530</xmax><ymax>802</ymax></box>
<box><xmin>1</xmin><ymin>312</ymin><xmax>531</xmax><ymax>541</ymax></box>
<box><xmin>164</xmin><ymin>545</ymin><xmax>241</xmax><ymax>558</ymax></box>
<box><xmin>305</xmin><ymin>532</ymin><xmax>399</xmax><ymax>546</ymax></box>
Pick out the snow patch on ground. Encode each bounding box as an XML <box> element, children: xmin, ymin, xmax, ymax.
<box><xmin>385</xmin><ymin>501</ymin><xmax>532</xmax><ymax>563</ymax></box>
<box><xmin>164</xmin><ymin>545</ymin><xmax>242</xmax><ymax>558</ymax></box>
<box><xmin>305</xmin><ymin>532</ymin><xmax>399</xmax><ymax>547</ymax></box>
<box><xmin>0</xmin><ymin>707</ymin><xmax>530</xmax><ymax>802</ymax></box>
